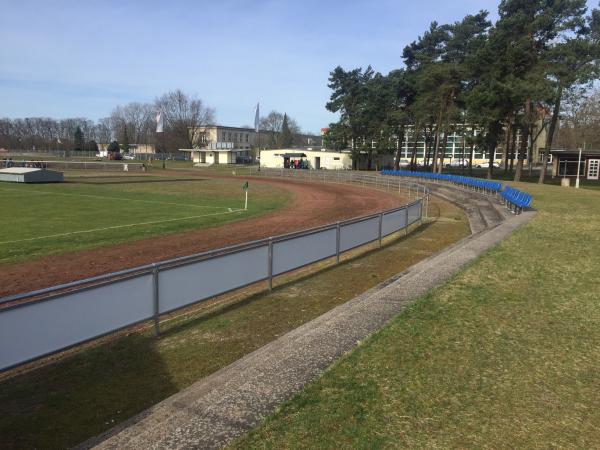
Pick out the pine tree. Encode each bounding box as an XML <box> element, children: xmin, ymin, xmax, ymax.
<box><xmin>278</xmin><ymin>113</ymin><xmax>293</xmax><ymax>148</ymax></box>
<box><xmin>107</xmin><ymin>141</ymin><xmax>120</xmax><ymax>153</ymax></box>
<box><xmin>121</xmin><ymin>126</ymin><xmax>130</xmax><ymax>153</ymax></box>
<box><xmin>73</xmin><ymin>126</ymin><xmax>84</xmax><ymax>152</ymax></box>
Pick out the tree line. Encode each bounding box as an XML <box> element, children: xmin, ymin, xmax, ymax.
<box><xmin>325</xmin><ymin>0</ymin><xmax>600</xmax><ymax>183</ymax></box>
<box><xmin>0</xmin><ymin>90</ymin><xmax>315</xmax><ymax>155</ymax></box>
<box><xmin>0</xmin><ymin>89</ymin><xmax>215</xmax><ymax>154</ymax></box>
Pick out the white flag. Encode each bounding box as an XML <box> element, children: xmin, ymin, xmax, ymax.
<box><xmin>254</xmin><ymin>102</ymin><xmax>260</xmax><ymax>132</ymax></box>
<box><xmin>156</xmin><ymin>110</ymin><xmax>164</xmax><ymax>133</ymax></box>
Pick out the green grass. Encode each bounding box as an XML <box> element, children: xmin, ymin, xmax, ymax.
<box><xmin>0</xmin><ymin>197</ymin><xmax>469</xmax><ymax>450</ymax></box>
<box><xmin>230</xmin><ymin>183</ymin><xmax>600</xmax><ymax>448</ymax></box>
<box><xmin>0</xmin><ymin>171</ymin><xmax>288</xmax><ymax>265</ymax></box>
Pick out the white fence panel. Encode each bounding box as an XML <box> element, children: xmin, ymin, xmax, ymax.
<box><xmin>0</xmin><ymin>274</ymin><xmax>154</xmax><ymax>370</ymax></box>
<box><xmin>340</xmin><ymin>217</ymin><xmax>380</xmax><ymax>252</ymax></box>
<box><xmin>382</xmin><ymin>208</ymin><xmax>407</xmax><ymax>237</ymax></box>
<box><xmin>273</xmin><ymin>228</ymin><xmax>337</xmax><ymax>276</ymax></box>
<box><xmin>158</xmin><ymin>245</ymin><xmax>269</xmax><ymax>314</ymax></box>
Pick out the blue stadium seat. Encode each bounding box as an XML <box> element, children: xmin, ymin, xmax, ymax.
<box><xmin>380</xmin><ymin>169</ymin><xmax>533</xmax><ymax>214</ymax></box>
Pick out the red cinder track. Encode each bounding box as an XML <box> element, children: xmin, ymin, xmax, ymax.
<box><xmin>0</xmin><ymin>175</ymin><xmax>403</xmax><ymax>298</ymax></box>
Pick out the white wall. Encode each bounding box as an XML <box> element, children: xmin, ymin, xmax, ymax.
<box><xmin>260</xmin><ymin>150</ymin><xmax>352</xmax><ymax>170</ymax></box>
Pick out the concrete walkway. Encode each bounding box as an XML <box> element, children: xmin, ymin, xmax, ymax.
<box><xmin>81</xmin><ymin>187</ymin><xmax>534</xmax><ymax>450</ymax></box>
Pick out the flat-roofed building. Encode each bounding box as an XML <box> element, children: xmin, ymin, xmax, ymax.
<box><xmin>550</xmin><ymin>149</ymin><xmax>600</xmax><ymax>181</ymax></box>
<box><xmin>259</xmin><ymin>149</ymin><xmax>352</xmax><ymax>170</ymax></box>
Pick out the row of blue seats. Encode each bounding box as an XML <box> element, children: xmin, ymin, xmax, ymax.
<box><xmin>380</xmin><ymin>169</ymin><xmax>533</xmax><ymax>213</ymax></box>
<box><xmin>500</xmin><ymin>186</ymin><xmax>533</xmax><ymax>213</ymax></box>
<box><xmin>380</xmin><ymin>170</ymin><xmax>503</xmax><ymax>193</ymax></box>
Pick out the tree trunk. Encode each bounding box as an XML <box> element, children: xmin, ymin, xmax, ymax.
<box><xmin>431</xmin><ymin>130</ymin><xmax>439</xmax><ymax>173</ymax></box>
<box><xmin>527</xmin><ymin>139</ymin><xmax>534</xmax><ymax>177</ymax></box>
<box><xmin>432</xmin><ymin>106</ymin><xmax>444</xmax><ymax>173</ymax></box>
<box><xmin>509</xmin><ymin>122</ymin><xmax>517</xmax><ymax>173</ymax></box>
<box><xmin>438</xmin><ymin>130</ymin><xmax>449</xmax><ymax>173</ymax></box>
<box><xmin>514</xmin><ymin>100</ymin><xmax>531</xmax><ymax>182</ymax></box>
<box><xmin>410</xmin><ymin>127</ymin><xmax>420</xmax><ymax>171</ymax></box>
<box><xmin>538</xmin><ymin>86</ymin><xmax>562</xmax><ymax>184</ymax></box>
<box><xmin>468</xmin><ymin>136</ymin><xmax>474</xmax><ymax>177</ymax></box>
<box><xmin>393</xmin><ymin>126</ymin><xmax>405</xmax><ymax>170</ymax></box>
<box><xmin>461</xmin><ymin>123</ymin><xmax>467</xmax><ymax>175</ymax></box>
<box><xmin>503</xmin><ymin>115</ymin><xmax>512</xmax><ymax>172</ymax></box>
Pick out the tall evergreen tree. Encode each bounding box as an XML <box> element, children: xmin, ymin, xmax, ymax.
<box><xmin>278</xmin><ymin>113</ymin><xmax>293</xmax><ymax>148</ymax></box>
<box><xmin>73</xmin><ymin>126</ymin><xmax>84</xmax><ymax>152</ymax></box>
<box><xmin>121</xmin><ymin>125</ymin><xmax>130</xmax><ymax>153</ymax></box>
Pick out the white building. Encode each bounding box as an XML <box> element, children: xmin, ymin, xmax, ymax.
<box><xmin>181</xmin><ymin>125</ymin><xmax>256</xmax><ymax>165</ymax></box>
<box><xmin>259</xmin><ymin>149</ymin><xmax>352</xmax><ymax>170</ymax></box>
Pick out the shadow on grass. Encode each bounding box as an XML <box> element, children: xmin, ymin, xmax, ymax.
<box><xmin>0</xmin><ymin>334</ymin><xmax>176</xmax><ymax>450</ymax></box>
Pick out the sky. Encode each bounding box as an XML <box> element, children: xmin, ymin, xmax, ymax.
<box><xmin>0</xmin><ymin>0</ymin><xmax>591</xmax><ymax>133</ymax></box>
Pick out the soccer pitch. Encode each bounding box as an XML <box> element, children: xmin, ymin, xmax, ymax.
<box><xmin>0</xmin><ymin>173</ymin><xmax>290</xmax><ymax>265</ymax></box>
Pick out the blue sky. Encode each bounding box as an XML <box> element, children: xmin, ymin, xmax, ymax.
<box><xmin>0</xmin><ymin>0</ymin><xmax>588</xmax><ymax>132</ymax></box>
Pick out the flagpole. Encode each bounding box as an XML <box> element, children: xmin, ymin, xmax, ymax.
<box><xmin>255</xmin><ymin>102</ymin><xmax>261</xmax><ymax>172</ymax></box>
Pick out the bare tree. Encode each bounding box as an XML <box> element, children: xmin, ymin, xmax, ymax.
<box><xmin>155</xmin><ymin>89</ymin><xmax>215</xmax><ymax>151</ymax></box>
<box><xmin>259</xmin><ymin>110</ymin><xmax>301</xmax><ymax>148</ymax></box>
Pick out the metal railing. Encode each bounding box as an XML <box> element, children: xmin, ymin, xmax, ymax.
<box><xmin>248</xmin><ymin>167</ymin><xmax>430</xmax><ymax>218</ymax></box>
<box><xmin>0</xmin><ymin>171</ymin><xmax>427</xmax><ymax>372</ymax></box>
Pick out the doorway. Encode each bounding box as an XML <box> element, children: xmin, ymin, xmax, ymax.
<box><xmin>315</xmin><ymin>157</ymin><xmax>321</xmax><ymax>170</ymax></box>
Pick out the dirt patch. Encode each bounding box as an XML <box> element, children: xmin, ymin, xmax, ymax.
<box><xmin>0</xmin><ymin>175</ymin><xmax>404</xmax><ymax>298</ymax></box>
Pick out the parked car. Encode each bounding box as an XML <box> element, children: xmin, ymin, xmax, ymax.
<box><xmin>398</xmin><ymin>158</ymin><xmax>410</xmax><ymax>168</ymax></box>
<box><xmin>446</xmin><ymin>160</ymin><xmax>469</xmax><ymax>168</ymax></box>
<box><xmin>123</xmin><ymin>153</ymin><xmax>135</xmax><ymax>160</ymax></box>
<box><xmin>475</xmin><ymin>161</ymin><xmax>500</xmax><ymax>168</ymax></box>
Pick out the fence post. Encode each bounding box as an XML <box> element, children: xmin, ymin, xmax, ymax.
<box><xmin>268</xmin><ymin>238</ymin><xmax>273</xmax><ymax>291</ymax></box>
<box><xmin>336</xmin><ymin>221</ymin><xmax>341</xmax><ymax>264</ymax></box>
<box><xmin>404</xmin><ymin>206</ymin><xmax>409</xmax><ymax>236</ymax></box>
<box><xmin>152</xmin><ymin>264</ymin><xmax>160</xmax><ymax>337</ymax></box>
<box><xmin>378</xmin><ymin>213</ymin><xmax>383</xmax><ymax>247</ymax></box>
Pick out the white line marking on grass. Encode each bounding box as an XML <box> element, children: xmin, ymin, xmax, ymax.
<box><xmin>0</xmin><ymin>209</ymin><xmax>245</xmax><ymax>245</ymax></box>
<box><xmin>0</xmin><ymin>187</ymin><xmax>232</xmax><ymax>210</ymax></box>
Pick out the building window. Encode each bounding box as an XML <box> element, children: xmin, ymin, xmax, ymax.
<box><xmin>222</xmin><ymin>132</ymin><xmax>226</xmax><ymax>141</ymax></box>
<box><xmin>246</xmin><ymin>133</ymin><xmax>249</xmax><ymax>142</ymax></box>
<box><xmin>334</xmin><ymin>157</ymin><xmax>340</xmax><ymax>160</ymax></box>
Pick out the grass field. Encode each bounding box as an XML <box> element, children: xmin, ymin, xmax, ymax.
<box><xmin>0</xmin><ymin>171</ymin><xmax>289</xmax><ymax>265</ymax></box>
<box><xmin>230</xmin><ymin>183</ymin><xmax>600</xmax><ymax>448</ymax></box>
<box><xmin>0</xmin><ymin>196</ymin><xmax>469</xmax><ymax>450</ymax></box>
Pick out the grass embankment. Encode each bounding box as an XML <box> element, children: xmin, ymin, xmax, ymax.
<box><xmin>0</xmin><ymin>196</ymin><xmax>468</xmax><ymax>450</ymax></box>
<box><xmin>0</xmin><ymin>172</ymin><xmax>286</xmax><ymax>265</ymax></box>
<box><xmin>231</xmin><ymin>183</ymin><xmax>600</xmax><ymax>449</ymax></box>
